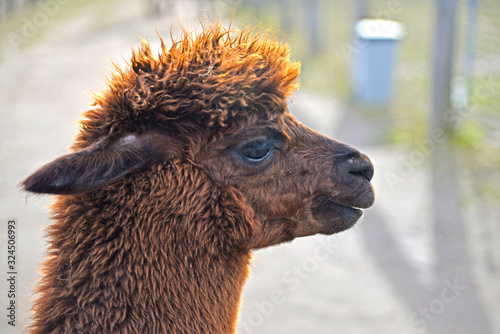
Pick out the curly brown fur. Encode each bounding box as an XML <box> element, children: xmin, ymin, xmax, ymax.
<box><xmin>32</xmin><ymin>162</ymin><xmax>254</xmax><ymax>333</ymax></box>
<box><xmin>76</xmin><ymin>24</ymin><xmax>299</xmax><ymax>150</ymax></box>
<box><xmin>23</xmin><ymin>23</ymin><xmax>375</xmax><ymax>333</ymax></box>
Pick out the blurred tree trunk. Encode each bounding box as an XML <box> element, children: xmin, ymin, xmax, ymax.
<box><xmin>354</xmin><ymin>0</ymin><xmax>368</xmax><ymax>22</ymax></box>
<box><xmin>1</xmin><ymin>0</ymin><xmax>38</xmax><ymax>20</ymax></box>
<box><xmin>303</xmin><ymin>0</ymin><xmax>321</xmax><ymax>54</ymax></box>
<box><xmin>0</xmin><ymin>1</ymin><xmax>7</xmax><ymax>21</ymax></box>
<box><xmin>430</xmin><ymin>0</ymin><xmax>493</xmax><ymax>333</ymax></box>
<box><xmin>277</xmin><ymin>0</ymin><xmax>291</xmax><ymax>33</ymax></box>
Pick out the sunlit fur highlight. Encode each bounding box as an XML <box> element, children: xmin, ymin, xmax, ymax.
<box><xmin>76</xmin><ymin>23</ymin><xmax>300</xmax><ymax>150</ymax></box>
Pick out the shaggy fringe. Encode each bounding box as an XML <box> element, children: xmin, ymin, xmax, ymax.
<box><xmin>77</xmin><ymin>22</ymin><xmax>300</xmax><ymax>150</ymax></box>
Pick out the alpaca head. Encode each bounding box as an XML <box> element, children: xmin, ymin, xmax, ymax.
<box><xmin>23</xmin><ymin>24</ymin><xmax>374</xmax><ymax>250</ymax></box>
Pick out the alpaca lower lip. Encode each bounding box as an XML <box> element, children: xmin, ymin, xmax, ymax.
<box><xmin>311</xmin><ymin>195</ymin><xmax>364</xmax><ymax>234</ymax></box>
<box><xmin>330</xmin><ymin>186</ymin><xmax>375</xmax><ymax>209</ymax></box>
<box><xmin>328</xmin><ymin>201</ymin><xmax>363</xmax><ymax>220</ymax></box>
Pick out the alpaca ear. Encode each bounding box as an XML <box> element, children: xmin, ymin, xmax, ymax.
<box><xmin>22</xmin><ymin>132</ymin><xmax>170</xmax><ymax>195</ymax></box>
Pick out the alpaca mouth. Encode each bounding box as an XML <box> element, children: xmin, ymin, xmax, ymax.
<box><xmin>310</xmin><ymin>195</ymin><xmax>365</xmax><ymax>234</ymax></box>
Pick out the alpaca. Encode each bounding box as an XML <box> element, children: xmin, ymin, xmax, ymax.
<box><xmin>23</xmin><ymin>23</ymin><xmax>375</xmax><ymax>333</ymax></box>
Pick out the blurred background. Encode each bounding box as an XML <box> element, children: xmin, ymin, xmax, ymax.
<box><xmin>0</xmin><ymin>0</ymin><xmax>499</xmax><ymax>333</ymax></box>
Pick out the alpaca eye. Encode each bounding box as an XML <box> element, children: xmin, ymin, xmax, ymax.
<box><xmin>240</xmin><ymin>140</ymin><xmax>271</xmax><ymax>162</ymax></box>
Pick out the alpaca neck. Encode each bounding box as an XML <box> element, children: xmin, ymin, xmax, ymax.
<box><xmin>32</xmin><ymin>165</ymin><xmax>253</xmax><ymax>333</ymax></box>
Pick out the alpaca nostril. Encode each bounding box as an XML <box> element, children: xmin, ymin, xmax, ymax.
<box><xmin>349</xmin><ymin>169</ymin><xmax>373</xmax><ymax>181</ymax></box>
<box><xmin>334</xmin><ymin>151</ymin><xmax>374</xmax><ymax>182</ymax></box>
<box><xmin>348</xmin><ymin>158</ymin><xmax>374</xmax><ymax>181</ymax></box>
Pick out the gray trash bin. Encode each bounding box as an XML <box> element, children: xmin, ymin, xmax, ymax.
<box><xmin>353</xmin><ymin>19</ymin><xmax>404</xmax><ymax>106</ymax></box>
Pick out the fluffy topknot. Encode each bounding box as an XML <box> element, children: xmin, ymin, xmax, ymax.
<box><xmin>75</xmin><ymin>23</ymin><xmax>300</xmax><ymax>148</ymax></box>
